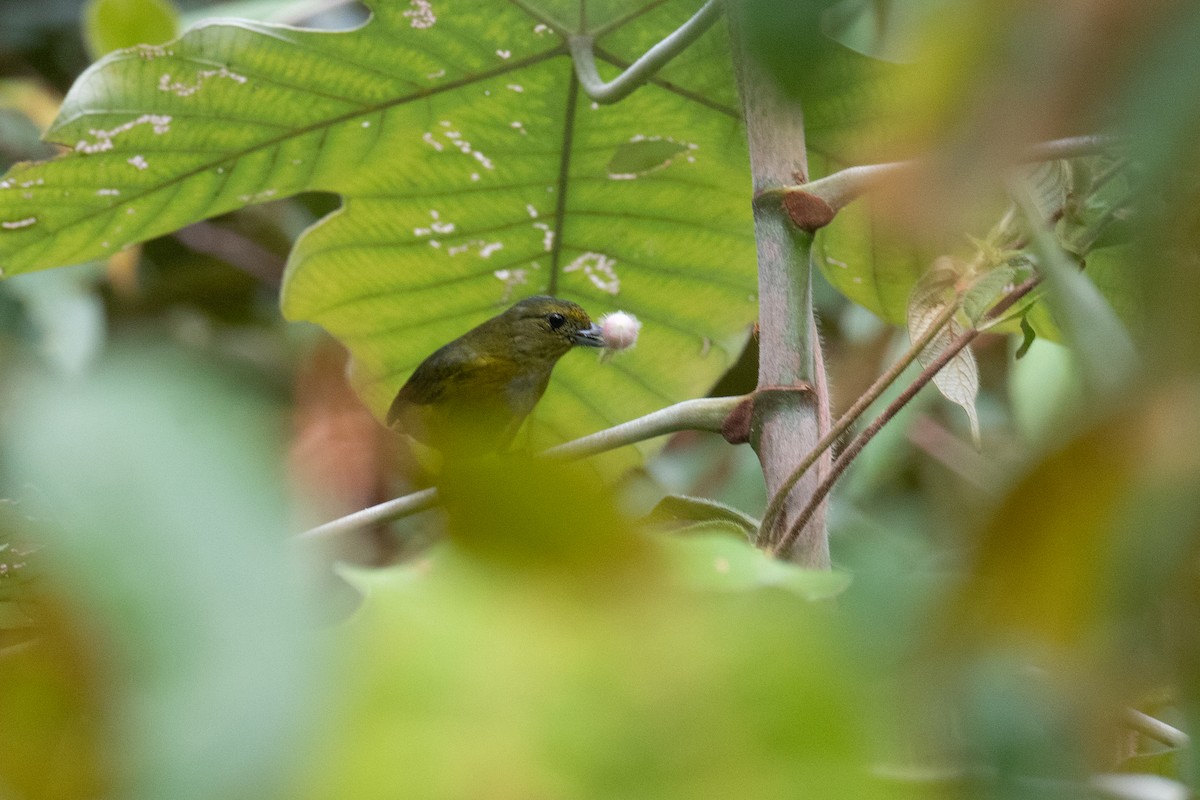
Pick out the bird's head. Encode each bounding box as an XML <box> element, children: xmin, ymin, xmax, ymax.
<box><xmin>498</xmin><ymin>295</ymin><xmax>604</xmax><ymax>363</ymax></box>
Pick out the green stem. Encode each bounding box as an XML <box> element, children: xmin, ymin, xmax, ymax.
<box><xmin>570</xmin><ymin>0</ymin><xmax>723</xmax><ymax>104</ymax></box>
<box><xmin>298</xmin><ymin>395</ymin><xmax>745</xmax><ymax>542</ymax></box>
<box><xmin>728</xmin><ymin>10</ymin><xmax>828</xmax><ymax>567</ymax></box>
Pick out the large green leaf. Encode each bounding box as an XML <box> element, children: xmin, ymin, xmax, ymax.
<box><xmin>0</xmin><ymin>0</ymin><xmax>757</xmax><ymax>466</ymax></box>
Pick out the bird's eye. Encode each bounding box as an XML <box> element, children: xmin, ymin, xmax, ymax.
<box><xmin>547</xmin><ymin>312</ymin><xmax>566</xmax><ymax>330</ymax></box>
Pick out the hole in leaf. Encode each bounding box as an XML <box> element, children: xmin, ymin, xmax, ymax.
<box><xmin>606</xmin><ymin>138</ymin><xmax>689</xmax><ymax>180</ymax></box>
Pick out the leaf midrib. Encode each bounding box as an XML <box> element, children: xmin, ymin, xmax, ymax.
<box><xmin>547</xmin><ymin>69</ymin><xmax>579</xmax><ymax>295</ymax></box>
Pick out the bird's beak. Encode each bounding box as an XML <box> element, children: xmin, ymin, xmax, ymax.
<box><xmin>572</xmin><ymin>324</ymin><xmax>605</xmax><ymax>348</ymax></box>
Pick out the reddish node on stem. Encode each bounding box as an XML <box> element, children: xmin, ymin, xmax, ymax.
<box><xmin>783</xmin><ymin>191</ymin><xmax>836</xmax><ymax>232</ymax></box>
<box><xmin>721</xmin><ymin>396</ymin><xmax>755</xmax><ymax>444</ymax></box>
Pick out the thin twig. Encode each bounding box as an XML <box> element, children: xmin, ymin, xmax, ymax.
<box><xmin>1023</xmin><ymin>134</ymin><xmax>1122</xmax><ymax>163</ymax></box>
<box><xmin>570</xmin><ymin>0</ymin><xmax>722</xmax><ymax>104</ymax></box>
<box><xmin>772</xmin><ymin>276</ymin><xmax>1042</xmax><ymax>558</ymax></box>
<box><xmin>773</xmin><ymin>329</ymin><xmax>980</xmax><ymax>556</ymax></box>
<box><xmin>757</xmin><ymin>300</ymin><xmax>958</xmax><ymax>545</ymax></box>
<box><xmin>298</xmin><ymin>395</ymin><xmax>744</xmax><ymax>541</ymax></box>
<box><xmin>545</xmin><ymin>395</ymin><xmax>743</xmax><ymax>459</ymax></box>
<box><xmin>1123</xmin><ymin>708</ymin><xmax>1191</xmax><ymax>750</ymax></box>
<box><xmin>298</xmin><ymin>487</ymin><xmax>439</xmax><ymax>542</ymax></box>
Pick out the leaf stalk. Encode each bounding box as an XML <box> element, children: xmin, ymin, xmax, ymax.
<box><xmin>779</xmin><ymin>134</ymin><xmax>1125</xmax><ymax>232</ymax></box>
<box><xmin>298</xmin><ymin>394</ymin><xmax>746</xmax><ymax>541</ymax></box>
<box><xmin>570</xmin><ymin>0</ymin><xmax>723</xmax><ymax>104</ymax></box>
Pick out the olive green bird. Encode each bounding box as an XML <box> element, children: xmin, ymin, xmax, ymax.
<box><xmin>386</xmin><ymin>296</ymin><xmax>603</xmax><ymax>455</ymax></box>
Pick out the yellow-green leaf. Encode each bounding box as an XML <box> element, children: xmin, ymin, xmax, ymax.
<box><xmin>0</xmin><ymin>0</ymin><xmax>759</xmax><ymax>470</ymax></box>
<box><xmin>83</xmin><ymin>0</ymin><xmax>179</xmax><ymax>60</ymax></box>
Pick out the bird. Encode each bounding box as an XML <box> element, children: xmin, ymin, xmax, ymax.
<box><xmin>386</xmin><ymin>296</ymin><xmax>604</xmax><ymax>455</ymax></box>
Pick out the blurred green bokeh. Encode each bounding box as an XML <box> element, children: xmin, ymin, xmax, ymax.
<box><xmin>83</xmin><ymin>0</ymin><xmax>179</xmax><ymax>60</ymax></box>
<box><xmin>1</xmin><ymin>347</ymin><xmax>323</xmax><ymax>800</ymax></box>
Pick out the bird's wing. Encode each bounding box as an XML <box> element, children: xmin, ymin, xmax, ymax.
<box><xmin>386</xmin><ymin>348</ymin><xmax>517</xmax><ymax>425</ymax></box>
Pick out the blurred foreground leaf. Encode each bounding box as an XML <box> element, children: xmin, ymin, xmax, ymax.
<box><xmin>661</xmin><ymin>528</ymin><xmax>852</xmax><ymax>598</ymax></box>
<box><xmin>298</xmin><ymin>456</ymin><xmax>871</xmax><ymax>799</ymax></box>
<box><xmin>948</xmin><ymin>382</ymin><xmax>1200</xmax><ymax>663</ymax></box>
<box><xmin>1</xmin><ymin>346</ymin><xmax>321</xmax><ymax>800</ymax></box>
<box><xmin>3</xmin><ymin>265</ymin><xmax>107</xmax><ymax>375</ymax></box>
<box><xmin>0</xmin><ymin>592</ymin><xmax>110</xmax><ymax>800</ymax></box>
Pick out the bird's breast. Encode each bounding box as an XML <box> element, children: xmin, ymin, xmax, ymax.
<box><xmin>503</xmin><ymin>368</ymin><xmax>553</xmax><ymax>417</ymax></box>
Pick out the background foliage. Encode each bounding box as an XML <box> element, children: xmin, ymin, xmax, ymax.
<box><xmin>1</xmin><ymin>1</ymin><xmax>1198</xmax><ymax>798</ymax></box>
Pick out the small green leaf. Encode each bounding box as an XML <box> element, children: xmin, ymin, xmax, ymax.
<box><xmin>83</xmin><ymin>0</ymin><xmax>179</xmax><ymax>60</ymax></box>
<box><xmin>909</xmin><ymin>257</ymin><xmax>959</xmax><ymax>309</ymax></box>
<box><xmin>907</xmin><ymin>264</ymin><xmax>981</xmax><ymax>446</ymax></box>
<box><xmin>961</xmin><ymin>263</ymin><xmax>1017</xmax><ymax>324</ymax></box>
<box><xmin>933</xmin><ymin>318</ymin><xmax>981</xmax><ymax>446</ymax></box>
<box><xmin>661</xmin><ymin>528</ymin><xmax>852</xmax><ymax>599</ymax></box>
<box><xmin>1021</xmin><ymin>159</ymin><xmax>1072</xmax><ymax>223</ymax></box>
<box><xmin>1014</xmin><ymin>183</ymin><xmax>1137</xmax><ymax>398</ymax></box>
<box><xmin>644</xmin><ymin>494</ymin><xmax>760</xmax><ymax>539</ymax></box>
